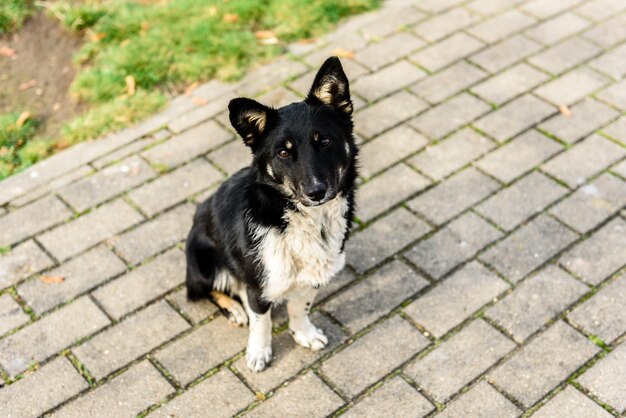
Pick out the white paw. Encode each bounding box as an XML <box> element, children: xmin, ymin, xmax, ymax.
<box><xmin>291</xmin><ymin>325</ymin><xmax>328</xmax><ymax>351</ymax></box>
<box><xmin>246</xmin><ymin>345</ymin><xmax>273</xmax><ymax>372</ymax></box>
<box><xmin>227</xmin><ymin>302</ymin><xmax>248</xmax><ymax>327</ymax></box>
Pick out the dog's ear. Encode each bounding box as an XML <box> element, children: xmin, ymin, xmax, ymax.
<box><xmin>229</xmin><ymin>98</ymin><xmax>278</xmax><ymax>147</ymax></box>
<box><xmin>306</xmin><ymin>56</ymin><xmax>353</xmax><ymax>116</ymax></box>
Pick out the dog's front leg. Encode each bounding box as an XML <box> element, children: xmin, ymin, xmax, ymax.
<box><xmin>241</xmin><ymin>287</ymin><xmax>273</xmax><ymax>372</ymax></box>
<box><xmin>287</xmin><ymin>286</ymin><xmax>328</xmax><ymax>351</ymax></box>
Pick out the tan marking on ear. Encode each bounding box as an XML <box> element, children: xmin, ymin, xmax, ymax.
<box><xmin>313</xmin><ymin>75</ymin><xmax>344</xmax><ymax>105</ymax></box>
<box><xmin>245</xmin><ymin>110</ymin><xmax>267</xmax><ymax>133</ymax></box>
<box><xmin>210</xmin><ymin>291</ymin><xmax>237</xmax><ymax>310</ymax></box>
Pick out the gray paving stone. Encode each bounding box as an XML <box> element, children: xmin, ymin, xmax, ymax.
<box><xmin>0</xmin><ymin>357</ymin><xmax>88</xmax><ymax>418</ymax></box>
<box><xmin>542</xmin><ymin>134</ymin><xmax>626</xmax><ymax>188</ymax></box>
<box><xmin>247</xmin><ymin>372</ymin><xmax>344</xmax><ymax>418</ymax></box>
<box><xmin>347</xmin><ymin>208</ymin><xmax>431</xmax><ymax>273</ymax></box>
<box><xmin>539</xmin><ymin>98</ymin><xmax>619</xmax><ymax>144</ymax></box>
<box><xmin>353</xmin><ymin>60</ymin><xmax>426</xmax><ymax>102</ymax></box>
<box><xmin>467</xmin><ymin>9</ymin><xmax>536</xmax><ymax>43</ymax></box>
<box><xmin>356</xmin><ymin>32</ymin><xmax>425</xmax><ymax>71</ymax></box>
<box><xmin>316</xmin><ymin>267</ymin><xmax>358</xmax><ymax>303</ymax></box>
<box><xmin>18</xmin><ymin>245</ymin><xmax>126</xmax><ymax>314</ymax></box>
<box><xmin>525</xmin><ymin>12</ymin><xmax>591</xmax><ymax>45</ymax></box>
<box><xmin>406</xmin><ymin>320</ymin><xmax>515</xmax><ymax>402</ymax></box>
<box><xmin>207</xmin><ymin>140</ymin><xmax>252</xmax><ymax>176</ymax></box>
<box><xmin>476</xmin><ymin>130</ymin><xmax>562</xmax><ymax>183</ymax></box>
<box><xmin>93</xmin><ymin>248</ymin><xmax>185</xmax><ymax>320</ymax></box>
<box><xmin>410</xmin><ymin>33</ymin><xmax>485</xmax><ymax>72</ymax></box>
<box><xmin>0</xmin><ymin>297</ymin><xmax>110</xmax><ymax>377</ymax></box>
<box><xmin>92</xmin><ymin>134</ymin><xmax>164</xmax><ymax>170</ymax></box>
<box><xmin>481</xmin><ymin>214</ymin><xmax>578</xmax><ymax>282</ymax></box>
<box><xmin>0</xmin><ymin>195</ymin><xmax>72</xmax><ymax>247</ymax></box>
<box><xmin>74</xmin><ymin>301</ymin><xmax>189</xmax><ymax>380</ymax></box>
<box><xmin>359</xmin><ymin>125</ymin><xmax>427</xmax><ymax>179</ymax></box>
<box><xmin>533</xmin><ymin>386</ymin><xmax>613</xmax><ymax>418</ymax></box>
<box><xmin>467</xmin><ymin>0</ymin><xmax>524</xmax><ymax>15</ymax></box>
<box><xmin>575</xmin><ymin>0</ymin><xmax>626</xmax><ymax>20</ymax></box>
<box><xmin>404</xmin><ymin>261</ymin><xmax>509</xmax><ymax>337</ymax></box>
<box><xmin>321</xmin><ymin>316</ymin><xmax>429</xmax><ymax>398</ymax></box>
<box><xmin>166</xmin><ymin>287</ymin><xmax>218</xmax><ymax>324</ymax></box>
<box><xmin>596</xmin><ymin>79</ymin><xmax>626</xmax><ymax>110</ymax></box>
<box><xmin>155</xmin><ymin>316</ymin><xmax>247</xmax><ymax>386</ymax></box>
<box><xmin>437</xmin><ymin>381</ymin><xmax>521</xmax><ymax>418</ymax></box>
<box><xmin>128</xmin><ymin>159</ymin><xmax>223</xmax><ymax>217</ymax></box>
<box><xmin>405</xmin><ymin>212</ymin><xmax>502</xmax><ymax>279</ymax></box>
<box><xmin>343</xmin><ymin>376</ymin><xmax>433</xmax><ymax>418</ymax></box>
<box><xmin>256</xmin><ymin>86</ymin><xmax>301</xmax><ymax>108</ymax></box>
<box><xmin>410</xmin><ymin>93</ymin><xmax>491</xmax><ymax>140</ymax></box>
<box><xmin>408</xmin><ymin>167</ymin><xmax>500</xmax><ymax>224</ymax></box>
<box><xmin>550</xmin><ymin>173</ymin><xmax>626</xmax><ymax>233</ymax></box>
<box><xmin>486</xmin><ymin>265</ymin><xmax>588</xmax><ymax>343</ymax></box>
<box><xmin>143</xmin><ymin>120</ymin><xmax>232</xmax><ymax>169</ymax></box>
<box><xmin>233</xmin><ymin>313</ymin><xmax>345</xmax><ymax>393</ymax></box>
<box><xmin>612</xmin><ymin>159</ymin><xmax>626</xmax><ymax>178</ymax></box>
<box><xmin>583</xmin><ymin>14</ymin><xmax>626</xmax><ymax>48</ymax></box>
<box><xmin>408</xmin><ymin>128</ymin><xmax>495</xmax><ymax>180</ymax></box>
<box><xmin>354</xmin><ymin>91</ymin><xmax>428</xmax><ymax>139</ymax></box>
<box><xmin>474</xmin><ymin>94</ymin><xmax>555</xmax><ymax>142</ymax></box>
<box><xmin>0</xmin><ymin>240</ymin><xmax>54</xmax><ymax>288</ymax></box>
<box><xmin>151</xmin><ymin>369</ymin><xmax>254</xmax><ymax>418</ymax></box>
<box><xmin>11</xmin><ymin>165</ymin><xmax>93</xmax><ymax>208</ymax></box>
<box><xmin>0</xmin><ymin>293</ymin><xmax>29</xmax><ymax>336</ymax></box>
<box><xmin>476</xmin><ymin>171</ymin><xmax>569</xmax><ymax>230</ymax></box>
<box><xmin>569</xmin><ymin>271</ymin><xmax>626</xmax><ymax>343</ymax></box>
<box><xmin>358</xmin><ymin>6</ymin><xmax>426</xmax><ymax>39</ymax></box>
<box><xmin>534</xmin><ymin>67</ymin><xmax>610</xmax><ymax>106</ymax></box>
<box><xmin>51</xmin><ymin>360</ymin><xmax>174</xmax><ymax>418</ymax></box>
<box><xmin>471</xmin><ymin>63</ymin><xmax>550</xmax><ymax>105</ymax></box>
<box><xmin>529</xmin><ymin>37</ymin><xmax>601</xmax><ymax>75</ymax></box>
<box><xmin>411</xmin><ymin>61</ymin><xmax>488</xmax><ymax>105</ymax></box>
<box><xmin>489</xmin><ymin>321</ymin><xmax>599</xmax><ymax>408</ymax></box>
<box><xmin>59</xmin><ymin>156</ymin><xmax>157</xmax><ymax>212</ymax></box>
<box><xmin>416</xmin><ymin>0</ymin><xmax>465</xmax><ymax>13</ymax></box>
<box><xmin>603</xmin><ymin>115</ymin><xmax>626</xmax><ymax>143</ymax></box>
<box><xmin>521</xmin><ymin>0</ymin><xmax>585</xmax><ymax>18</ymax></box>
<box><xmin>167</xmin><ymin>96</ymin><xmax>230</xmax><ymax>134</ymax></box>
<box><xmin>414</xmin><ymin>7</ymin><xmax>481</xmax><ymax>42</ymax></box>
<box><xmin>357</xmin><ymin>164</ymin><xmax>430</xmax><ymax>222</ymax></box>
<box><xmin>591</xmin><ymin>43</ymin><xmax>626</xmax><ymax>80</ymax></box>
<box><xmin>578</xmin><ymin>342</ymin><xmax>626</xmax><ymax>413</ymax></box>
<box><xmin>560</xmin><ymin>217</ymin><xmax>626</xmax><ymax>285</ymax></box>
<box><xmin>324</xmin><ymin>260</ymin><xmax>428</xmax><ymax>332</ymax></box>
<box><xmin>38</xmin><ymin>199</ymin><xmax>143</xmax><ymax>262</ymax></box>
<box><xmin>470</xmin><ymin>35</ymin><xmax>542</xmax><ymax>73</ymax></box>
<box><xmin>112</xmin><ymin>203</ymin><xmax>195</xmax><ymax>265</ymax></box>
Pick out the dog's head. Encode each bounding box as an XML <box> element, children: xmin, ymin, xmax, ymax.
<box><xmin>229</xmin><ymin>57</ymin><xmax>356</xmax><ymax>207</ymax></box>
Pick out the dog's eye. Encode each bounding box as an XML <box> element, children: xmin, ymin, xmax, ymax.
<box><xmin>278</xmin><ymin>149</ymin><xmax>290</xmax><ymax>158</ymax></box>
<box><xmin>320</xmin><ymin>138</ymin><xmax>331</xmax><ymax>147</ymax></box>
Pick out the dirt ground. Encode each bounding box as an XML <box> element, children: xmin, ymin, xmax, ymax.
<box><xmin>0</xmin><ymin>12</ymin><xmax>84</xmax><ymax>139</ymax></box>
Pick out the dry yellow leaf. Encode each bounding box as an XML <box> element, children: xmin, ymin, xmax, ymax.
<box><xmin>40</xmin><ymin>275</ymin><xmax>65</xmax><ymax>284</ymax></box>
<box><xmin>192</xmin><ymin>96</ymin><xmax>208</xmax><ymax>106</ymax></box>
<box><xmin>331</xmin><ymin>48</ymin><xmax>355</xmax><ymax>59</ymax></box>
<box><xmin>126</xmin><ymin>75</ymin><xmax>136</xmax><ymax>96</ymax></box>
<box><xmin>223</xmin><ymin>13</ymin><xmax>239</xmax><ymax>23</ymax></box>
<box><xmin>559</xmin><ymin>105</ymin><xmax>572</xmax><ymax>118</ymax></box>
<box><xmin>15</xmin><ymin>111</ymin><xmax>31</xmax><ymax>128</ymax></box>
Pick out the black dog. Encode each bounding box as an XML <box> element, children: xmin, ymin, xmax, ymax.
<box><xmin>185</xmin><ymin>57</ymin><xmax>357</xmax><ymax>372</ymax></box>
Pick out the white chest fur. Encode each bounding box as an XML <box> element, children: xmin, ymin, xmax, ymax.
<box><xmin>252</xmin><ymin>196</ymin><xmax>348</xmax><ymax>302</ymax></box>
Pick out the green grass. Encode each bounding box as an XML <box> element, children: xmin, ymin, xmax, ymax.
<box><xmin>0</xmin><ymin>0</ymin><xmax>378</xmax><ymax>180</ymax></box>
<box><xmin>0</xmin><ymin>113</ymin><xmax>54</xmax><ymax>178</ymax></box>
<box><xmin>0</xmin><ymin>0</ymin><xmax>32</xmax><ymax>33</ymax></box>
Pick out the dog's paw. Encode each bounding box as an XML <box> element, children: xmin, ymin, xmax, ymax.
<box><xmin>227</xmin><ymin>302</ymin><xmax>248</xmax><ymax>327</ymax></box>
<box><xmin>290</xmin><ymin>325</ymin><xmax>328</xmax><ymax>351</ymax></box>
<box><xmin>246</xmin><ymin>345</ymin><xmax>273</xmax><ymax>372</ymax></box>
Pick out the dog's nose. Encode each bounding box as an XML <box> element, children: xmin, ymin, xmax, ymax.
<box><xmin>304</xmin><ymin>183</ymin><xmax>327</xmax><ymax>202</ymax></box>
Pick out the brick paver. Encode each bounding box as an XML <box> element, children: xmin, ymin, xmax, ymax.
<box><xmin>1</xmin><ymin>1</ymin><xmax>624</xmax><ymax>414</ymax></box>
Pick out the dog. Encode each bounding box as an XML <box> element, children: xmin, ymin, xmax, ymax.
<box><xmin>185</xmin><ymin>57</ymin><xmax>358</xmax><ymax>372</ymax></box>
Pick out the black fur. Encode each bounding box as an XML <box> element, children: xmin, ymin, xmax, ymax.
<box><xmin>185</xmin><ymin>57</ymin><xmax>358</xmax><ymax>316</ymax></box>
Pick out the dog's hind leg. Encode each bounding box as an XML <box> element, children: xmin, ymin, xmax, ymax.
<box><xmin>210</xmin><ymin>290</ymin><xmax>248</xmax><ymax>327</ymax></box>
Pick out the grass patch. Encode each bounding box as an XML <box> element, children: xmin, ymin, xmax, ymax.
<box><xmin>0</xmin><ymin>0</ymin><xmax>378</xmax><ymax>180</ymax></box>
<box><xmin>0</xmin><ymin>0</ymin><xmax>33</xmax><ymax>33</ymax></box>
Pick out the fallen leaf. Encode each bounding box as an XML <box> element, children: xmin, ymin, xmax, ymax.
<box><xmin>192</xmin><ymin>96</ymin><xmax>208</xmax><ymax>106</ymax></box>
<box><xmin>255</xmin><ymin>392</ymin><xmax>266</xmax><ymax>401</ymax></box>
<box><xmin>41</xmin><ymin>275</ymin><xmax>65</xmax><ymax>284</ymax></box>
<box><xmin>559</xmin><ymin>105</ymin><xmax>572</xmax><ymax>118</ymax></box>
<box><xmin>331</xmin><ymin>47</ymin><xmax>355</xmax><ymax>59</ymax></box>
<box><xmin>184</xmin><ymin>82</ymin><xmax>199</xmax><ymax>96</ymax></box>
<box><xmin>89</xmin><ymin>31</ymin><xmax>106</xmax><ymax>42</ymax></box>
<box><xmin>255</xmin><ymin>30</ymin><xmax>276</xmax><ymax>39</ymax></box>
<box><xmin>223</xmin><ymin>13</ymin><xmax>239</xmax><ymax>23</ymax></box>
<box><xmin>126</xmin><ymin>75</ymin><xmax>136</xmax><ymax>96</ymax></box>
<box><xmin>15</xmin><ymin>111</ymin><xmax>31</xmax><ymax>128</ymax></box>
<box><xmin>298</xmin><ymin>38</ymin><xmax>317</xmax><ymax>44</ymax></box>
<box><xmin>19</xmin><ymin>79</ymin><xmax>37</xmax><ymax>90</ymax></box>
<box><xmin>208</xmin><ymin>6</ymin><xmax>218</xmax><ymax>16</ymax></box>
<box><xmin>0</xmin><ymin>46</ymin><xmax>16</xmax><ymax>57</ymax></box>
<box><xmin>260</xmin><ymin>37</ymin><xmax>279</xmax><ymax>45</ymax></box>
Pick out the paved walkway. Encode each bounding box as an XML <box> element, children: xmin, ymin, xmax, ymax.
<box><xmin>1</xmin><ymin>0</ymin><xmax>626</xmax><ymax>416</ymax></box>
